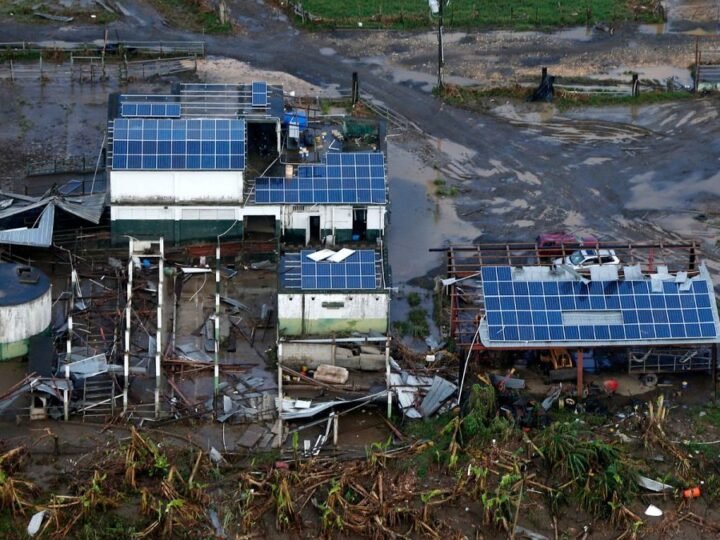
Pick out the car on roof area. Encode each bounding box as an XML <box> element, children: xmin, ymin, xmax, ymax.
<box><xmin>553</xmin><ymin>249</ymin><xmax>620</xmax><ymax>271</ymax></box>
<box><xmin>536</xmin><ymin>232</ymin><xmax>598</xmax><ymax>260</ymax></box>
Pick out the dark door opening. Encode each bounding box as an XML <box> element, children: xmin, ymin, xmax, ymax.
<box><xmin>352</xmin><ymin>208</ymin><xmax>367</xmax><ymax>241</ymax></box>
<box><xmin>309</xmin><ymin>215</ymin><xmax>321</xmax><ymax>243</ymax></box>
<box><xmin>244</xmin><ymin>215</ymin><xmax>276</xmax><ymax>241</ymax></box>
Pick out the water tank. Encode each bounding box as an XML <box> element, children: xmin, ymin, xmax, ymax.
<box><xmin>0</xmin><ymin>264</ymin><xmax>52</xmax><ymax>361</ymax></box>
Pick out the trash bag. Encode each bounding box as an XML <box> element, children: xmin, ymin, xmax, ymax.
<box><xmin>528</xmin><ymin>75</ymin><xmax>555</xmax><ymax>103</ymax></box>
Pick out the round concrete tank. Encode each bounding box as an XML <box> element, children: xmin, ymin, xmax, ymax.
<box><xmin>0</xmin><ymin>264</ymin><xmax>52</xmax><ymax>361</ymax></box>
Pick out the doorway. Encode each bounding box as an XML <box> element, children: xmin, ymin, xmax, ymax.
<box><xmin>308</xmin><ymin>215</ymin><xmax>321</xmax><ymax>244</ymax></box>
<box><xmin>352</xmin><ymin>208</ymin><xmax>367</xmax><ymax>241</ymax></box>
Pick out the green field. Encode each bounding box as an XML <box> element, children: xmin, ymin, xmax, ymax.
<box><xmin>295</xmin><ymin>0</ymin><xmax>663</xmax><ymax>29</ymax></box>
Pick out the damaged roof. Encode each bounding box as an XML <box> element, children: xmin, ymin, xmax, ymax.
<box><xmin>479</xmin><ymin>262</ymin><xmax>720</xmax><ymax>348</ymax></box>
<box><xmin>254</xmin><ymin>152</ymin><xmax>387</xmax><ymax>205</ymax></box>
<box><xmin>0</xmin><ymin>190</ymin><xmax>107</xmax><ymax>247</ymax></box>
<box><xmin>280</xmin><ymin>248</ymin><xmax>387</xmax><ymax>291</ymax></box>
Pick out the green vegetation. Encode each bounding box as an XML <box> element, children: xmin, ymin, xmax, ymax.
<box><xmin>431</xmin><ymin>177</ymin><xmax>459</xmax><ymax>197</ymax></box>
<box><xmin>147</xmin><ymin>0</ymin><xmax>232</xmax><ymax>33</ymax></box>
<box><xmin>406</xmin><ymin>291</ymin><xmax>422</xmax><ymax>307</ymax></box>
<box><xmin>393</xmin><ymin>306</ymin><xmax>431</xmax><ymax>338</ymax></box>
<box><xmin>293</xmin><ymin>0</ymin><xmax>663</xmax><ymax>29</ymax></box>
<box><xmin>438</xmin><ymin>84</ymin><xmax>694</xmax><ymax>112</ymax></box>
<box><xmin>0</xmin><ymin>0</ymin><xmax>117</xmax><ymax>25</ymax></box>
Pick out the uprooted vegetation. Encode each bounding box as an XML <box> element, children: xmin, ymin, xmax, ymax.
<box><xmin>1</xmin><ymin>389</ymin><xmax>720</xmax><ymax>538</ymax></box>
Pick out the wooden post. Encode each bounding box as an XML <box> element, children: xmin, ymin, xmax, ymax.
<box><xmin>576</xmin><ymin>349</ymin><xmax>583</xmax><ymax>399</ymax></box>
<box><xmin>541</xmin><ymin>67</ymin><xmax>547</xmax><ymax>83</ymax></box>
<box><xmin>385</xmin><ymin>336</ymin><xmax>391</xmax><ymax>418</ymax></box>
<box><xmin>631</xmin><ymin>73</ymin><xmax>639</xmax><ymax>97</ymax></box>
<box><xmin>713</xmin><ymin>344</ymin><xmax>717</xmax><ymax>404</ymax></box>
<box><xmin>694</xmin><ymin>38</ymin><xmax>700</xmax><ymax>92</ymax></box>
<box><xmin>351</xmin><ymin>71</ymin><xmax>359</xmax><ymax>105</ymax></box>
<box><xmin>437</xmin><ymin>0</ymin><xmax>444</xmax><ymax>90</ymax></box>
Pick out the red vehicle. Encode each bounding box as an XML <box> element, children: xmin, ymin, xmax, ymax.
<box><xmin>536</xmin><ymin>232</ymin><xmax>598</xmax><ymax>260</ymax></box>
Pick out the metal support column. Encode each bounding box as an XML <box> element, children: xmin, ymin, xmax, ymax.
<box><xmin>123</xmin><ymin>238</ymin><xmax>133</xmax><ymax>414</ymax></box>
<box><xmin>155</xmin><ymin>238</ymin><xmax>164</xmax><ymax>418</ymax></box>
<box><xmin>214</xmin><ymin>243</ymin><xmax>221</xmax><ymax>414</ymax></box>
<box><xmin>64</xmin><ymin>269</ymin><xmax>76</xmax><ymax>421</ymax></box>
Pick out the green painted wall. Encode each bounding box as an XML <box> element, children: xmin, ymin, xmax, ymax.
<box><xmin>283</xmin><ymin>229</ymin><xmax>306</xmax><ymax>243</ymax></box>
<box><xmin>0</xmin><ymin>325</ymin><xmax>51</xmax><ymax>361</ymax></box>
<box><xmin>366</xmin><ymin>229</ymin><xmax>381</xmax><ymax>242</ymax></box>
<box><xmin>0</xmin><ymin>339</ymin><xmax>29</xmax><ymax>362</ymax></box>
<box><xmin>112</xmin><ymin>220</ymin><xmax>243</xmax><ymax>245</ymax></box>
<box><xmin>279</xmin><ymin>317</ymin><xmax>388</xmax><ymax>336</ymax></box>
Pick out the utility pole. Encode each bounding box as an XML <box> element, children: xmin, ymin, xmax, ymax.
<box><xmin>437</xmin><ymin>0</ymin><xmax>444</xmax><ymax>91</ymax></box>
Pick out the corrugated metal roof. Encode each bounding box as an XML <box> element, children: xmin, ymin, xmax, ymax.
<box><xmin>0</xmin><ymin>204</ymin><xmax>54</xmax><ymax>247</ymax></box>
<box><xmin>0</xmin><ymin>190</ymin><xmax>106</xmax><ymax>247</ymax></box>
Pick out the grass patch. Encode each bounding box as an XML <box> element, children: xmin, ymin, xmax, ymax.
<box><xmin>0</xmin><ymin>0</ymin><xmax>117</xmax><ymax>25</ymax></box>
<box><xmin>406</xmin><ymin>291</ymin><xmax>422</xmax><ymax>307</ymax></box>
<box><xmin>292</xmin><ymin>0</ymin><xmax>663</xmax><ymax>29</ymax></box>
<box><xmin>435</xmin><ymin>185</ymin><xmax>459</xmax><ymax>197</ymax></box>
<box><xmin>147</xmin><ymin>0</ymin><xmax>232</xmax><ymax>33</ymax></box>
<box><xmin>438</xmin><ymin>84</ymin><xmax>695</xmax><ymax>112</ymax></box>
<box><xmin>392</xmin><ymin>307</ymin><xmax>430</xmax><ymax>338</ymax></box>
<box><xmin>698</xmin><ymin>404</ymin><xmax>720</xmax><ymax>429</ymax></box>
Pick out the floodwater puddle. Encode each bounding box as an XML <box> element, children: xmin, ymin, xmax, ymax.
<box><xmin>601</xmin><ymin>65</ymin><xmax>693</xmax><ymax>87</ymax></box>
<box><xmin>389</xmin><ymin>67</ymin><xmax>478</xmax><ymax>93</ymax></box>
<box><xmin>551</xmin><ymin>26</ymin><xmax>595</xmax><ymax>41</ymax></box>
<box><xmin>386</xmin><ymin>141</ymin><xmax>481</xmax><ymax>283</ymax></box>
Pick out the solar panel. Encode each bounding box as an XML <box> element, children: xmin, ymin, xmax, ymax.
<box><xmin>299</xmin><ymin>249</ymin><xmax>377</xmax><ymax>290</ymax></box>
<box><xmin>255</xmin><ymin>152</ymin><xmax>386</xmax><ymax>205</ymax></box>
<box><xmin>251</xmin><ymin>81</ymin><xmax>268</xmax><ymax>107</ymax></box>
<box><xmin>120</xmin><ymin>102</ymin><xmax>181</xmax><ymax>118</ymax></box>
<box><xmin>111</xmin><ymin>118</ymin><xmax>245</xmax><ymax>170</ymax></box>
<box><xmin>480</xmin><ymin>266</ymin><xmax>720</xmax><ymax>346</ymax></box>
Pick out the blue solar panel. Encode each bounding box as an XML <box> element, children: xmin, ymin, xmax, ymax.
<box><xmin>255</xmin><ymin>152</ymin><xmax>386</xmax><ymax>205</ymax></box>
<box><xmin>112</xmin><ymin>118</ymin><xmax>245</xmax><ymax>170</ymax></box>
<box><xmin>481</xmin><ymin>266</ymin><xmax>720</xmax><ymax>344</ymax></box>
<box><xmin>299</xmin><ymin>250</ymin><xmax>377</xmax><ymax>290</ymax></box>
<box><xmin>251</xmin><ymin>81</ymin><xmax>268</xmax><ymax>107</ymax></box>
<box><xmin>121</xmin><ymin>102</ymin><xmax>181</xmax><ymax>118</ymax></box>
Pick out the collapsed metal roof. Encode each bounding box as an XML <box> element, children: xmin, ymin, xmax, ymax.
<box><xmin>0</xmin><ymin>190</ymin><xmax>107</xmax><ymax>247</ymax></box>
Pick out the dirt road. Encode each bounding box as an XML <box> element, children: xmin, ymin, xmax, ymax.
<box><xmin>1</xmin><ymin>1</ymin><xmax>719</xmax><ymax>284</ymax></box>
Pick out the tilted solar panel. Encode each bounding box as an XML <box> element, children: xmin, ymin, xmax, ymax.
<box><xmin>254</xmin><ymin>152</ymin><xmax>386</xmax><ymax>204</ymax></box>
<box><xmin>120</xmin><ymin>102</ymin><xmax>181</xmax><ymax>118</ymax></box>
<box><xmin>480</xmin><ymin>265</ymin><xmax>720</xmax><ymax>346</ymax></box>
<box><xmin>111</xmin><ymin>118</ymin><xmax>245</xmax><ymax>170</ymax></box>
<box><xmin>299</xmin><ymin>249</ymin><xmax>377</xmax><ymax>290</ymax></box>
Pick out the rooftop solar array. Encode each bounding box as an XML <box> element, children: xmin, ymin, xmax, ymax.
<box><xmin>120</xmin><ymin>102</ymin><xmax>181</xmax><ymax>118</ymax></box>
<box><xmin>281</xmin><ymin>250</ymin><xmax>381</xmax><ymax>290</ymax></box>
<box><xmin>255</xmin><ymin>153</ymin><xmax>386</xmax><ymax>204</ymax></box>
<box><xmin>479</xmin><ymin>265</ymin><xmax>720</xmax><ymax>347</ymax></box>
<box><xmin>251</xmin><ymin>81</ymin><xmax>268</xmax><ymax>107</ymax></box>
<box><xmin>111</xmin><ymin>118</ymin><xmax>245</xmax><ymax>170</ymax></box>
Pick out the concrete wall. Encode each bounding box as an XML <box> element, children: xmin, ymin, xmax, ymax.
<box><xmin>278</xmin><ymin>292</ymin><xmax>389</xmax><ymax>336</ymax></box>
<box><xmin>111</xmin><ymin>205</ymin><xmax>284</xmax><ymax>243</ymax></box>
<box><xmin>110</xmin><ymin>203</ymin><xmax>386</xmax><ymax>244</ymax></box>
<box><xmin>278</xmin><ymin>342</ymin><xmax>386</xmax><ymax>370</ymax></box>
<box><xmin>111</xmin><ymin>170</ymin><xmax>244</xmax><ymax>204</ymax></box>
<box><xmin>0</xmin><ymin>289</ymin><xmax>51</xmax><ymax>360</ymax></box>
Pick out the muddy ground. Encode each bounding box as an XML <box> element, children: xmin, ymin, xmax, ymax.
<box><xmin>1</xmin><ymin>0</ymin><xmax>720</xmax><ymax>537</ymax></box>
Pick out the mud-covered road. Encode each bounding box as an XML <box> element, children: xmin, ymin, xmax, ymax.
<box><xmin>1</xmin><ymin>0</ymin><xmax>720</xmax><ymax>283</ymax></box>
